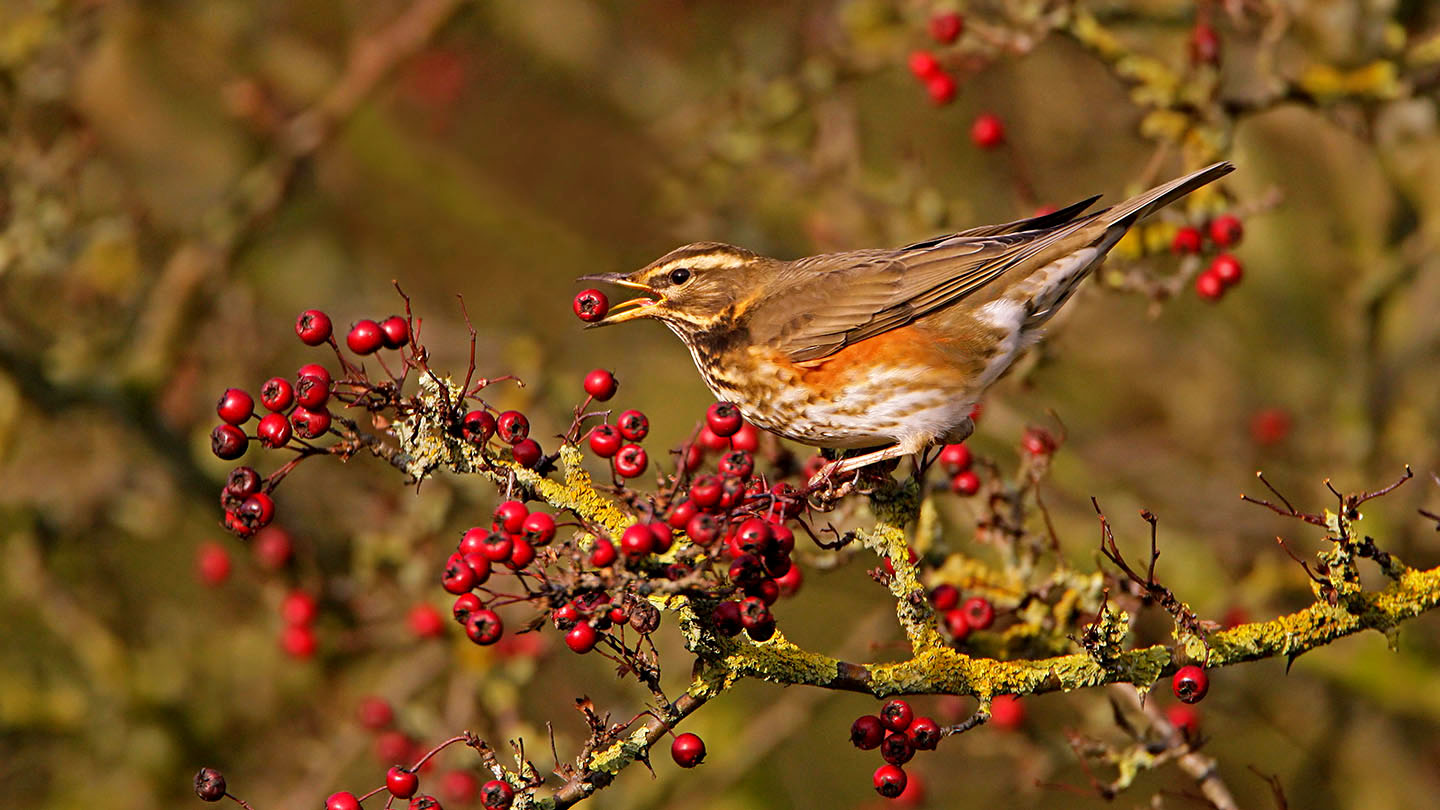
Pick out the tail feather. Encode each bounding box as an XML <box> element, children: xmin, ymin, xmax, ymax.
<box><xmin>1099</xmin><ymin>161</ymin><xmax>1235</xmax><ymax>229</ymax></box>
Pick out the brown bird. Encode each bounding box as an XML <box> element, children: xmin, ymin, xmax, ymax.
<box><xmin>581</xmin><ymin>162</ymin><xmax>1234</xmax><ymax>485</ymax></box>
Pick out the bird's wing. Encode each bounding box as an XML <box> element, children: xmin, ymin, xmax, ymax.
<box><xmin>902</xmin><ymin>194</ymin><xmax>1101</xmax><ymax>246</ymax></box>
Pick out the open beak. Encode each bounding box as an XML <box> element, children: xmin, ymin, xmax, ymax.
<box><xmin>576</xmin><ymin>272</ymin><xmax>662</xmax><ymax>327</ymax></box>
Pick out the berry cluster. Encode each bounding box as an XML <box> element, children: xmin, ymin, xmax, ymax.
<box><xmin>906</xmin><ymin>12</ymin><xmax>965</xmax><ymax>105</ymax></box>
<box><xmin>850</xmin><ymin>699</ymin><xmax>940</xmax><ymax>798</ymax></box>
<box><xmin>1170</xmin><ymin>213</ymin><xmax>1246</xmax><ymax>301</ymax></box>
<box><xmin>928</xmin><ymin>584</ymin><xmax>995</xmax><ymax>643</ymax></box>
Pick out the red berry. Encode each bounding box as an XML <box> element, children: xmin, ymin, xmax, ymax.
<box><xmin>297</xmin><ymin>362</ymin><xmax>332</xmax><ymax>388</ymax></box>
<box><xmin>451</xmin><ymin>593</ymin><xmax>482</xmax><ymax>625</ymax></box>
<box><xmin>670</xmin><ymin>732</ymin><xmax>706</xmax><ymax>768</ymax></box>
<box><xmin>1167</xmin><ymin>703</ymin><xmax>1201</xmax><ymax>736</ymax></box>
<box><xmin>460</xmin><ymin>552</ymin><xmax>492</xmax><ymax>587</ymax></box>
<box><xmin>506</xmin><ymin>538</ymin><xmax>535</xmax><ymax>570</ymax></box>
<box><xmin>880</xmin><ymin>699</ymin><xmax>914</xmax><ymax>732</ymax></box>
<box><xmin>564</xmin><ymin>621</ymin><xmax>598</xmax><ymax>653</ymax></box>
<box><xmin>930</xmin><ymin>584</ymin><xmax>960</xmax><ymax>611</ymax></box>
<box><xmin>620</xmin><ymin>524</ymin><xmax>655</xmax><ymax>558</ymax></box>
<box><xmin>476</xmin><ymin>531</ymin><xmax>513</xmax><ymax>563</ymax></box>
<box><xmin>461</xmin><ymin>410</ymin><xmax>496</xmax><ymax>444</ymax></box>
<box><xmin>441</xmin><ymin>552</ymin><xmax>476</xmax><ymax>594</ymax></box>
<box><xmin>374</xmin><ymin>730</ymin><xmax>413</xmax><ymax>764</ymax></box>
<box><xmin>613</xmin><ymin>444</ymin><xmax>648</xmax><ymax>478</ymax></box>
<box><xmin>938</xmin><ymin>443</ymin><xmax>971</xmax><ymax>474</ymax></box>
<box><xmin>254</xmin><ymin>412</ymin><xmax>290</xmax><ymax>449</ymax></box>
<box><xmin>880</xmin><ymin>731</ymin><xmax>915</xmax><ymax>765</ymax></box>
<box><xmin>587</xmin><ymin>424</ymin><xmax>621</xmax><ymax>457</ymax></box>
<box><xmin>237</xmin><ymin>492</ymin><xmax>275</xmax><ymax>530</ymax></box>
<box><xmin>1210</xmin><ymin>253</ymin><xmax>1243</xmax><ymax>287</ymax></box>
<box><xmin>583</xmin><ymin>368</ymin><xmax>618</xmax><ymax>401</ymax></box>
<box><xmin>511</xmin><ymin>438</ymin><xmax>542</xmax><ymax>468</ymax></box>
<box><xmin>711</xmin><ymin>600</ymin><xmax>743</xmax><ymax>636</ymax></box>
<box><xmin>347</xmin><ymin>319</ymin><xmax>385</xmax><ymax>355</ymax></box>
<box><xmin>926</xmin><ymin>72</ymin><xmax>957</xmax><ymax>106</ymax></box>
<box><xmin>1171</xmin><ymin>225</ymin><xmax>1203</xmax><ymax>254</ymax></box>
<box><xmin>951</xmin><ymin>470</ymin><xmax>980</xmax><ymax>495</ymax></box>
<box><xmin>685</xmin><ymin>513</ymin><xmax>720</xmax><ymax>545</ymax></box>
<box><xmin>943</xmin><ymin>608</ymin><xmax>971</xmax><ymax>640</ymax></box>
<box><xmin>290</xmin><ymin>406</ymin><xmax>330</xmax><ymax>439</ymax></box>
<box><xmin>1022</xmin><ymin>428</ymin><xmax>1055</xmax><ymax>456</ymax></box>
<box><xmin>466</xmin><ymin>609</ymin><xmax>504</xmax><ymax>645</ymax></box>
<box><xmin>696</xmin><ymin>424</ymin><xmax>729</xmax><ymax>452</ymax></box>
<box><xmin>706</xmin><ymin>402</ymin><xmax>743</xmax><ymax>437</ymax></box>
<box><xmin>279</xmin><ymin>624</ymin><xmax>317</xmax><ymax>659</ymax></box>
<box><xmin>521</xmin><ymin>512</ymin><xmax>556</xmax><ymax>545</ymax></box>
<box><xmin>441</xmin><ymin>771</ymin><xmax>479</xmax><ymax>804</ymax></box>
<box><xmin>689</xmin><ymin>475</ymin><xmax>722</xmax><ymax>508</ymax></box>
<box><xmin>409</xmin><ymin>796</ymin><xmax>442</xmax><ymax>810</ymax></box>
<box><xmin>326</xmin><ymin>792</ymin><xmax>362</xmax><ymax>810</ymax></box>
<box><xmin>216</xmin><ymin>388</ymin><xmax>254</xmax><ymax>425</ymax></box>
<box><xmin>1194</xmin><ymin>269</ymin><xmax>1224</xmax><ymax>301</ymax></box>
<box><xmin>908</xmin><ymin>50</ymin><xmax>941</xmax><ymax>80</ymax></box>
<box><xmin>552</xmin><ymin>602</ymin><xmax>580</xmax><ymax>630</ymax></box>
<box><xmin>252</xmin><ymin>526</ymin><xmax>292</xmax><ymax>569</ymax></box>
<box><xmin>357</xmin><ymin>696</ymin><xmax>395</xmax><ymax>730</ymax></box>
<box><xmin>280</xmin><ymin>589</ymin><xmax>318</xmax><ymax>626</ymax></box>
<box><xmin>774</xmin><ymin>561</ymin><xmax>803</xmax><ymax>596</ymax></box>
<box><xmin>617</xmin><ymin>409</ymin><xmax>649</xmax><ymax>441</ymax></box>
<box><xmin>970</xmin><ymin>113</ymin><xmax>1005</xmax><ymax>149</ymax></box>
<box><xmin>873</xmin><ymin>764</ymin><xmax>908</xmax><ymax>799</ymax></box>
<box><xmin>962</xmin><ymin>596</ymin><xmax>994</xmax><ymax>630</ymax></box>
<box><xmin>495</xmin><ymin>411</ymin><xmax>529</xmax><ymax>444</ymax></box>
<box><xmin>293</xmin><ymin>374</ymin><xmax>329</xmax><ymax>410</ymax></box>
<box><xmin>1172</xmin><ymin>665</ymin><xmax>1209</xmax><ymax>704</ymax></box>
<box><xmin>589</xmin><ymin>538</ymin><xmax>617</xmax><ymax>567</ymax></box>
<box><xmin>929</xmin><ymin>12</ymin><xmax>963</xmax><ymax>43</ymax></box>
<box><xmin>989</xmin><ymin>694</ymin><xmax>1025</xmax><ymax>729</ymax></box>
<box><xmin>1209</xmin><ymin>214</ymin><xmax>1243</xmax><ymax>247</ymax></box>
<box><xmin>479</xmin><ymin>779</ymin><xmax>514</xmax><ymax>810</ymax></box>
<box><xmin>850</xmin><ymin>715</ymin><xmax>885</xmax><ymax>749</ymax></box>
<box><xmin>223</xmin><ymin>465</ymin><xmax>261</xmax><ymax>506</ymax></box>
<box><xmin>667</xmin><ymin>499</ymin><xmax>697</xmax><ymax>529</ymax></box>
<box><xmin>908</xmin><ymin>716</ymin><xmax>941</xmax><ymax>750</ymax></box>
<box><xmin>259</xmin><ymin>377</ymin><xmax>293</xmax><ymax>412</ymax></box>
<box><xmin>730</xmin><ymin>421</ymin><xmax>760</xmax><ymax>452</ymax></box>
<box><xmin>195</xmin><ymin>542</ymin><xmax>231</xmax><ymax>586</ymax></box>
<box><xmin>379</xmin><ymin>315</ymin><xmax>410</xmax><ymax>349</ymax></box>
<box><xmin>738</xmin><ymin>595</ymin><xmax>774</xmax><ymax>641</ymax></box>
<box><xmin>409</xmin><ymin>603</ymin><xmax>445</xmax><ymax>638</ymax></box>
<box><xmin>211</xmin><ymin>424</ymin><xmax>248</xmax><ymax>460</ymax></box>
<box><xmin>649</xmin><ymin>522</ymin><xmax>674</xmax><ymax>553</ymax></box>
<box><xmin>1250</xmin><ymin>407</ymin><xmax>1291</xmax><ymax>446</ymax></box>
<box><xmin>387</xmin><ymin>766</ymin><xmax>420</xmax><ymax>799</ymax></box>
<box><xmin>493</xmin><ymin>500</ymin><xmax>529</xmax><ymax>533</ymax></box>
<box><xmin>296</xmin><ymin>310</ymin><xmax>333</xmax><ymax>346</ymax></box>
<box><xmin>718</xmin><ymin>449</ymin><xmax>753</xmax><ymax>479</ymax></box>
<box><xmin>1189</xmin><ymin>23</ymin><xmax>1221</xmax><ymax>66</ymax></box>
<box><xmin>573</xmin><ymin>289</ymin><xmax>609</xmax><ymax>322</ymax></box>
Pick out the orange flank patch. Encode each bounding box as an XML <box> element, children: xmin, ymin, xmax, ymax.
<box><xmin>786</xmin><ymin>324</ymin><xmax>972</xmax><ymax>388</ymax></box>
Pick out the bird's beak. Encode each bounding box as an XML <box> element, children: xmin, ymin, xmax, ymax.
<box><xmin>576</xmin><ymin>272</ymin><xmax>662</xmax><ymax>327</ymax></box>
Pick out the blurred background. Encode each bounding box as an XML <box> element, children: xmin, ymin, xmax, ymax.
<box><xmin>2</xmin><ymin>0</ymin><xmax>1439</xmax><ymax>808</ymax></box>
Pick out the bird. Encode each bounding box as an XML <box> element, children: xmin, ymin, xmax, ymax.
<box><xmin>580</xmin><ymin>162</ymin><xmax>1235</xmax><ymax>487</ymax></box>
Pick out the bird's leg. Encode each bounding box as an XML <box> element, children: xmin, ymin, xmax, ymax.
<box><xmin>807</xmin><ymin>441</ymin><xmax>923</xmax><ymax>490</ymax></box>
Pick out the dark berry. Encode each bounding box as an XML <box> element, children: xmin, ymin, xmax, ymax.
<box><xmin>873</xmin><ymin>764</ymin><xmax>907</xmax><ymax>799</ymax></box>
<box><xmin>705</xmin><ymin>402</ymin><xmax>743</xmax><ymax>437</ymax></box>
<box><xmin>256</xmin><ymin>412</ymin><xmax>292</xmax><ymax>448</ymax></box>
<box><xmin>1172</xmin><ymin>665</ymin><xmax>1209</xmax><ymax>704</ymax></box>
<box><xmin>670</xmin><ymin>732</ymin><xmax>706</xmax><ymax>768</ymax></box>
<box><xmin>290</xmin><ymin>406</ymin><xmax>330</xmax><ymax>439</ymax></box>
<box><xmin>573</xmin><ymin>289</ymin><xmax>609</xmax><ymax>322</ymax></box>
<box><xmin>926</xmin><ymin>72</ymin><xmax>957</xmax><ymax>105</ymax></box>
<box><xmin>521</xmin><ymin>512</ymin><xmax>556</xmax><ymax>545</ymax></box>
<box><xmin>850</xmin><ymin>714</ymin><xmax>885</xmax><ymax>749</ymax></box>
<box><xmin>216</xmin><ymin>388</ymin><xmax>254</xmax><ymax>425</ymax></box>
<box><xmin>587</xmin><ymin>424</ymin><xmax>621</xmax><ymax>457</ymax></box>
<box><xmin>1210</xmin><ymin>253</ymin><xmax>1243</xmax><ymax>287</ymax></box>
<box><xmin>1209</xmin><ymin>215</ymin><xmax>1243</xmax><ymax>247</ymax></box>
<box><xmin>729</xmin><ymin>554</ymin><xmax>766</xmax><ymax>585</ymax></box>
<box><xmin>583</xmin><ymin>368</ymin><xmax>618</xmax><ymax>401</ymax></box>
<box><xmin>617</xmin><ymin>409</ymin><xmax>648</xmax><ymax>441</ymax></box>
<box><xmin>211</xmin><ymin>424</ymin><xmax>248</xmax><ymax>460</ymax></box>
<box><xmin>930</xmin><ymin>584</ymin><xmax>960</xmax><ymax>611</ymax></box>
<box><xmin>1195</xmin><ymin>269</ymin><xmax>1224</xmax><ymax>301</ymax></box>
<box><xmin>711</xmin><ymin>600</ymin><xmax>743</xmax><ymax>636</ymax></box>
<box><xmin>224</xmin><ymin>465</ymin><xmax>261</xmax><ymax>502</ymax></box>
<box><xmin>295</xmin><ymin>309</ymin><xmax>333</xmax><ymax>345</ymax></box>
<box><xmin>929</xmin><ymin>12</ymin><xmax>963</xmax><ymax>43</ymax></box>
<box><xmin>745</xmin><ymin>577</ymin><xmax>781</xmax><ymax>605</ymax></box>
<box><xmin>880</xmin><ymin>731</ymin><xmax>915</xmax><ymax>765</ymax></box>
<box><xmin>589</xmin><ymin>538</ymin><xmax>617</xmax><ymax>567</ymax></box>
<box><xmin>962</xmin><ymin>596</ymin><xmax>995</xmax><ymax>630</ymax></box>
<box><xmin>493</xmin><ymin>500</ymin><xmax>529</xmax><ymax>533</ymax></box>
<box><xmin>495</xmin><ymin>411</ymin><xmax>529</xmax><ymax>444</ymax></box>
<box><xmin>1171</xmin><ymin>225</ymin><xmax>1203</xmax><ymax>254</ymax></box>
<box><xmin>387</xmin><ymin>766</ymin><xmax>420</xmax><ymax>799</ymax></box>
<box><xmin>971</xmin><ymin>113</ymin><xmax>1005</xmax><ymax>149</ymax></box>
<box><xmin>510</xmin><ymin>438</ymin><xmax>542</xmax><ymax>468</ymax></box>
<box><xmin>466</xmin><ymin>609</ymin><xmax>504</xmax><ymax>645</ymax></box>
<box><xmin>346</xmin><ymin>319</ymin><xmax>384</xmax><ymax>355</ymax></box>
<box><xmin>462</xmin><ymin>410</ymin><xmax>496</xmax><ymax>443</ymax></box>
<box><xmin>613</xmin><ymin>444</ymin><xmax>647</xmax><ymax>478</ymax></box>
<box><xmin>951</xmin><ymin>470</ymin><xmax>980</xmax><ymax>496</ymax></box>
<box><xmin>479</xmin><ymin>779</ymin><xmax>514</xmax><ymax>810</ymax></box>
<box><xmin>908</xmin><ymin>716</ymin><xmax>941</xmax><ymax>750</ymax></box>
<box><xmin>260</xmin><ymin>377</ymin><xmax>293</xmax><ymax>412</ymax></box>
<box><xmin>880</xmin><ymin>699</ymin><xmax>914</xmax><ymax>732</ymax></box>
<box><xmin>379</xmin><ymin>315</ymin><xmax>409</xmax><ymax>349</ymax></box>
<box><xmin>738</xmin><ymin>596</ymin><xmax>773</xmax><ymax>640</ymax></box>
<box><xmin>908</xmin><ymin>50</ymin><xmax>941</xmax><ymax>80</ymax></box>
<box><xmin>237</xmin><ymin>492</ymin><xmax>275</xmax><ymax>530</ymax></box>
<box><xmin>564</xmin><ymin>620</ymin><xmax>598</xmax><ymax>653</ymax></box>
<box><xmin>194</xmin><ymin>767</ymin><xmax>227</xmax><ymax>802</ymax></box>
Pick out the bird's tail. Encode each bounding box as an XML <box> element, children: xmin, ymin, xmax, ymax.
<box><xmin>1099</xmin><ymin>161</ymin><xmax>1235</xmax><ymax>230</ymax></box>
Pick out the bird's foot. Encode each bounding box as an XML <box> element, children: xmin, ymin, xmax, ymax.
<box><xmin>803</xmin><ymin>461</ymin><xmax>859</xmax><ymax>510</ymax></box>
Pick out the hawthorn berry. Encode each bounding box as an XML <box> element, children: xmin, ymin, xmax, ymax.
<box><xmin>613</xmin><ymin>444</ymin><xmax>647</xmax><ymax>478</ymax></box>
<box><xmin>587</xmin><ymin>423</ymin><xmax>621</xmax><ymax>457</ymax></box>
<box><xmin>409</xmin><ymin>796</ymin><xmax>442</xmax><ymax>810</ymax></box>
<box><xmin>711</xmin><ymin>600</ymin><xmax>743</xmax><ymax>636</ymax></box>
<box><xmin>297</xmin><ymin>362</ymin><xmax>332</xmax><ymax>388</ymax></box>
<box><xmin>193</xmin><ymin>767</ymin><xmax>227</xmax><ymax>802</ymax></box>
<box><xmin>347</xmin><ymin>319</ymin><xmax>385</xmax><ymax>355</ymax></box>
<box><xmin>293</xmin><ymin>374</ymin><xmax>329</xmax><ymax>411</ymax></box>
<box><xmin>718</xmin><ymin>449</ymin><xmax>754</xmax><ymax>479</ymax></box>
<box><xmin>873</xmin><ymin>764</ymin><xmax>908</xmax><ymax>799</ymax></box>
<box><xmin>493</xmin><ymin>500</ymin><xmax>529</xmax><ymax>532</ymax></box>
<box><xmin>495</xmin><ymin>411</ymin><xmax>529</xmax><ymax>444</ymax></box>
<box><xmin>441</xmin><ymin>771</ymin><xmax>479</xmax><ymax>804</ymax></box>
<box><xmin>689</xmin><ymin>475</ymin><xmax>722</xmax><ymax>508</ymax></box>
<box><xmin>620</xmin><ymin>524</ymin><xmax>655</xmax><ymax>558</ymax></box>
<box><xmin>1250</xmin><ymin>407</ymin><xmax>1292</xmax><ymax>446</ymax></box>
<box><xmin>387</xmin><ymin>766</ymin><xmax>420</xmax><ymax>799</ymax></box>
<box><xmin>1022</xmin><ymin>428</ymin><xmax>1055</xmax><ymax>456</ymax></box>
<box><xmin>442</xmin><ymin>552</ymin><xmax>477</xmax><ymax>594</ymax></box>
<box><xmin>357</xmin><ymin>695</ymin><xmax>395</xmax><ymax>730</ymax></box>
<box><xmin>256</xmin><ymin>412</ymin><xmax>292</xmax><ymax>448</ymax></box>
<box><xmin>926</xmin><ymin>72</ymin><xmax>957</xmax><ymax>106</ymax></box>
<box><xmin>196</xmin><ymin>542</ymin><xmax>232</xmax><ymax>586</ymax></box>
<box><xmin>685</xmin><ymin>513</ymin><xmax>720</xmax><ymax>545</ymax></box>
<box><xmin>1210</xmin><ymin>253</ymin><xmax>1243</xmax><ymax>287</ymax></box>
<box><xmin>649</xmin><ymin>521</ymin><xmax>674</xmax><ymax>553</ymax></box>
<box><xmin>461</xmin><ymin>410</ymin><xmax>496</xmax><ymax>443</ymax></box>
<box><xmin>696</xmin><ymin>424</ymin><xmax>729</xmax><ymax>452</ymax></box>
<box><xmin>211</xmin><ymin>423</ymin><xmax>249</xmax><ymax>460</ymax></box>
<box><xmin>880</xmin><ymin>699</ymin><xmax>914</xmax><ymax>732</ymax></box>
<box><xmin>729</xmin><ymin>554</ymin><xmax>766</xmax><ymax>585</ymax></box>
<box><xmin>731</xmin><ymin>422</ymin><xmax>760</xmax><ymax>452</ymax></box>
<box><xmin>237</xmin><ymin>492</ymin><xmax>275</xmax><ymax>530</ymax></box>
<box><xmin>521</xmin><ymin>512</ymin><xmax>556</xmax><ymax>545</ymax></box>
<box><xmin>1194</xmin><ymin>269</ymin><xmax>1224</xmax><ymax>301</ymax></box>
<box><xmin>216</xmin><ymin>388</ymin><xmax>254</xmax><ymax>425</ymax></box>
<box><xmin>908</xmin><ymin>50</ymin><xmax>941</xmax><ymax>80</ymax></box>
<box><xmin>379</xmin><ymin>315</ymin><xmax>410</xmax><ymax>349</ymax></box>
<box><xmin>280</xmin><ymin>589</ymin><xmax>318</xmax><ymax>626</ymax></box>
<box><xmin>1167</xmin><ymin>703</ymin><xmax>1201</xmax><ymax>736</ymax></box>
<box><xmin>938</xmin><ymin>443</ymin><xmax>971</xmax><ymax>474</ymax></box>
<box><xmin>774</xmin><ymin>562</ymin><xmax>803</xmax><ymax>596</ymax></box>
<box><xmin>929</xmin><ymin>11</ymin><xmax>963</xmax><ymax>43</ymax></box>
<box><xmin>951</xmin><ymin>469</ymin><xmax>980</xmax><ymax>495</ymax></box>
<box><xmin>374</xmin><ymin>730</ymin><xmax>413</xmax><ymax>764</ymax></box>
<box><xmin>850</xmin><ymin>714</ymin><xmax>885</xmax><ymax>749</ymax></box>
<box><xmin>1171</xmin><ymin>225</ymin><xmax>1204</xmax><ymax>254</ymax></box>
<box><xmin>279</xmin><ymin>624</ymin><xmax>317</xmax><ymax>659</ymax></box>
<box><xmin>511</xmin><ymin>438</ymin><xmax>542</xmax><ymax>468</ymax></box>
<box><xmin>476</xmin><ymin>531</ymin><xmax>513</xmax><ymax>563</ymax></box>
<box><xmin>479</xmin><ymin>779</ymin><xmax>515</xmax><ymax>810</ymax></box>
<box><xmin>735</xmin><ymin>519</ymin><xmax>773</xmax><ymax>555</ymax></box>
<box><xmin>290</xmin><ymin>406</ymin><xmax>330</xmax><ymax>439</ymax></box>
<box><xmin>260</xmin><ymin>377</ymin><xmax>293</xmax><ymax>412</ymax></box>
<box><xmin>942</xmin><ymin>608</ymin><xmax>970</xmax><ymax>640</ymax></box>
<box><xmin>908</xmin><ymin>716</ymin><xmax>941</xmax><ymax>750</ymax></box>
<box><xmin>409</xmin><ymin>603</ymin><xmax>445</xmax><ymax>638</ymax></box>
<box><xmin>583</xmin><ymin>368</ymin><xmax>618</xmax><ymax>401</ymax></box>
<box><xmin>451</xmin><ymin>593</ymin><xmax>483</xmax><ymax>625</ymax></box>
<box><xmin>1189</xmin><ymin>22</ymin><xmax>1221</xmax><ymax>66</ymax></box>
<box><xmin>296</xmin><ymin>309</ymin><xmax>333</xmax><ymax>345</ymax></box>
<box><xmin>961</xmin><ymin>596</ymin><xmax>995</xmax><ymax>630</ymax></box>
<box><xmin>745</xmin><ymin>577</ymin><xmax>781</xmax><ymax>605</ymax></box>
<box><xmin>617</xmin><ymin>409</ymin><xmax>649</xmax><ymax>441</ymax></box>
<box><xmin>325</xmin><ymin>792</ymin><xmax>362</xmax><ymax>810</ymax></box>
<box><xmin>252</xmin><ymin>525</ymin><xmax>292</xmax><ymax>569</ymax></box>
<box><xmin>989</xmin><ymin>694</ymin><xmax>1025</xmax><ymax>729</ymax></box>
<box><xmin>929</xmin><ymin>584</ymin><xmax>960</xmax><ymax>611</ymax></box>
<box><xmin>1172</xmin><ymin>665</ymin><xmax>1209</xmax><ymax>704</ymax></box>
<box><xmin>573</xmin><ymin>289</ymin><xmax>609</xmax><ymax>322</ymax></box>
<box><xmin>667</xmin><ymin>499</ymin><xmax>697</xmax><ymax>529</ymax></box>
<box><xmin>971</xmin><ymin>113</ymin><xmax>1005</xmax><ymax>149</ymax></box>
<box><xmin>670</xmin><ymin>732</ymin><xmax>706</xmax><ymax>768</ymax></box>
<box><xmin>589</xmin><ymin>538</ymin><xmax>617</xmax><ymax>567</ymax></box>
<box><xmin>466</xmin><ymin>609</ymin><xmax>504</xmax><ymax>645</ymax></box>
<box><xmin>461</xmin><ymin>552</ymin><xmax>492</xmax><ymax>586</ymax></box>
<box><xmin>552</xmin><ymin>602</ymin><xmax>580</xmax><ymax>630</ymax></box>
<box><xmin>706</xmin><ymin>402</ymin><xmax>743</xmax><ymax>437</ymax></box>
<box><xmin>1208</xmin><ymin>214</ymin><xmax>1243</xmax><ymax>247</ymax></box>
<box><xmin>506</xmin><ymin>538</ymin><xmax>535</xmax><ymax>569</ymax></box>
<box><xmin>224</xmin><ymin>465</ymin><xmax>261</xmax><ymax>503</ymax></box>
<box><xmin>739</xmin><ymin>596</ymin><xmax>775</xmax><ymax>641</ymax></box>
<box><xmin>880</xmin><ymin>731</ymin><xmax>915</xmax><ymax>766</ymax></box>
<box><xmin>564</xmin><ymin>620</ymin><xmax>598</xmax><ymax>653</ymax></box>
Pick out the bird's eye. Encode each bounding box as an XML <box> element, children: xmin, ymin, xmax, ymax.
<box><xmin>668</xmin><ymin>267</ymin><xmax>692</xmax><ymax>286</ymax></box>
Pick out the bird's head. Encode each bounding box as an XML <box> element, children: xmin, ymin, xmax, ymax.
<box><xmin>578</xmin><ymin>242</ymin><xmax>766</xmax><ymax>337</ymax></box>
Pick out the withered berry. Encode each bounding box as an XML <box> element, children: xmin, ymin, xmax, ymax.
<box><xmin>194</xmin><ymin>767</ymin><xmax>227</xmax><ymax>802</ymax></box>
<box><xmin>211</xmin><ymin>424</ymin><xmax>249</xmax><ymax>460</ymax></box>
